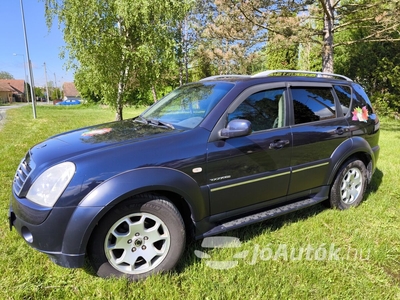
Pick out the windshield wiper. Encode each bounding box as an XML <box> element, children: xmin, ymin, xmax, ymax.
<box><xmin>134</xmin><ymin>115</ymin><xmax>149</xmax><ymax>125</ymax></box>
<box><xmin>148</xmin><ymin>118</ymin><xmax>175</xmax><ymax>129</ymax></box>
<box><xmin>134</xmin><ymin>116</ymin><xmax>174</xmax><ymax>129</ymax></box>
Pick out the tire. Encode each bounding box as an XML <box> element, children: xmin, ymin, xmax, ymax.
<box><xmin>330</xmin><ymin>159</ymin><xmax>367</xmax><ymax>210</ymax></box>
<box><xmin>87</xmin><ymin>194</ymin><xmax>186</xmax><ymax>280</ymax></box>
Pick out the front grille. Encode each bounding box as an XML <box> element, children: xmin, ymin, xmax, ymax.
<box><xmin>13</xmin><ymin>153</ymin><xmax>34</xmax><ymax>196</ymax></box>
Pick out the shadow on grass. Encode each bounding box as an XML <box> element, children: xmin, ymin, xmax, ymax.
<box><xmin>178</xmin><ymin>168</ymin><xmax>384</xmax><ymax>274</ymax></box>
<box><xmin>366</xmin><ymin>167</ymin><xmax>383</xmax><ymax>196</ymax></box>
<box><xmin>177</xmin><ymin>203</ymin><xmax>328</xmax><ymax>274</ymax></box>
<box><xmin>381</xmin><ymin>123</ymin><xmax>400</xmax><ymax>132</ymax></box>
<box><xmin>83</xmin><ymin>259</ymin><xmax>97</xmax><ymax>278</ymax></box>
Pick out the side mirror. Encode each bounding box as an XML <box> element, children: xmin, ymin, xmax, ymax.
<box><xmin>219</xmin><ymin>119</ymin><xmax>252</xmax><ymax>139</ymax></box>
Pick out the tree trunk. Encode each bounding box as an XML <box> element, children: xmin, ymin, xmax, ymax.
<box><xmin>184</xmin><ymin>16</ymin><xmax>189</xmax><ymax>84</ymax></box>
<box><xmin>151</xmin><ymin>85</ymin><xmax>158</xmax><ymax>103</ymax></box>
<box><xmin>115</xmin><ymin>103</ymin><xmax>123</xmax><ymax>121</ymax></box>
<box><xmin>322</xmin><ymin>0</ymin><xmax>334</xmax><ymax>74</ymax></box>
<box><xmin>115</xmin><ymin>65</ymin><xmax>128</xmax><ymax>121</ymax></box>
<box><xmin>115</xmin><ymin>85</ymin><xmax>123</xmax><ymax>121</ymax></box>
<box><xmin>178</xmin><ymin>19</ymin><xmax>184</xmax><ymax>86</ymax></box>
<box><xmin>179</xmin><ymin>63</ymin><xmax>183</xmax><ymax>87</ymax></box>
<box><xmin>116</xmin><ymin>20</ymin><xmax>126</xmax><ymax>121</ymax></box>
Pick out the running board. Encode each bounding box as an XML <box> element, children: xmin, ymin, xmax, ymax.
<box><xmin>202</xmin><ymin>198</ymin><xmax>325</xmax><ymax>237</ymax></box>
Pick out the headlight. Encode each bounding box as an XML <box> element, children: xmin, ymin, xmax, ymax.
<box><xmin>26</xmin><ymin>162</ymin><xmax>76</xmax><ymax>207</ymax></box>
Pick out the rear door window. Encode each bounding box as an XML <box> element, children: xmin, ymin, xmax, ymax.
<box><xmin>333</xmin><ymin>85</ymin><xmax>352</xmax><ymax>116</ymax></box>
<box><xmin>291</xmin><ymin>87</ymin><xmax>336</xmax><ymax>124</ymax></box>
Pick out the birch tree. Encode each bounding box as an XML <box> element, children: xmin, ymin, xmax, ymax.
<box><xmin>44</xmin><ymin>0</ymin><xmax>190</xmax><ymax>120</ymax></box>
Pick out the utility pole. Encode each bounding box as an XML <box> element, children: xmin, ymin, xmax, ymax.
<box><xmin>54</xmin><ymin>73</ymin><xmax>58</xmax><ymax>99</ymax></box>
<box><xmin>43</xmin><ymin>63</ymin><xmax>50</xmax><ymax>103</ymax></box>
<box><xmin>19</xmin><ymin>0</ymin><xmax>36</xmax><ymax>118</ymax></box>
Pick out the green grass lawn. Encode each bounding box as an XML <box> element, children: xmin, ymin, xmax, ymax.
<box><xmin>0</xmin><ymin>105</ymin><xmax>399</xmax><ymax>299</ymax></box>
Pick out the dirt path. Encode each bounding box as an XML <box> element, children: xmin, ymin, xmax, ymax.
<box><xmin>0</xmin><ymin>109</ymin><xmax>6</xmax><ymax>131</ymax></box>
<box><xmin>0</xmin><ymin>104</ymin><xmax>28</xmax><ymax>131</ymax></box>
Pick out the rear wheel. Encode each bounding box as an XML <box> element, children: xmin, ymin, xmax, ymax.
<box><xmin>87</xmin><ymin>194</ymin><xmax>186</xmax><ymax>280</ymax></box>
<box><xmin>330</xmin><ymin>159</ymin><xmax>367</xmax><ymax>210</ymax></box>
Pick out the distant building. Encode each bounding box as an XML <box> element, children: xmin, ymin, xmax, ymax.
<box><xmin>62</xmin><ymin>82</ymin><xmax>80</xmax><ymax>100</ymax></box>
<box><xmin>0</xmin><ymin>79</ymin><xmax>27</xmax><ymax>103</ymax></box>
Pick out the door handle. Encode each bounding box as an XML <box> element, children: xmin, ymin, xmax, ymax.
<box><xmin>335</xmin><ymin>127</ymin><xmax>347</xmax><ymax>135</ymax></box>
<box><xmin>269</xmin><ymin>139</ymin><xmax>290</xmax><ymax>149</ymax></box>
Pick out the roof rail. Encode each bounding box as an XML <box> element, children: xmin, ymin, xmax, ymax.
<box><xmin>252</xmin><ymin>70</ymin><xmax>353</xmax><ymax>82</ymax></box>
<box><xmin>200</xmin><ymin>75</ymin><xmax>250</xmax><ymax>81</ymax></box>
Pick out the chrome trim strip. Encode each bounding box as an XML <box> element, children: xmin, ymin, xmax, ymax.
<box><xmin>210</xmin><ymin>171</ymin><xmax>291</xmax><ymax>192</ymax></box>
<box><xmin>292</xmin><ymin>162</ymin><xmax>329</xmax><ymax>173</ymax></box>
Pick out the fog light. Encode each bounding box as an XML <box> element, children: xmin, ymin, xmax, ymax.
<box><xmin>21</xmin><ymin>227</ymin><xmax>33</xmax><ymax>243</ymax></box>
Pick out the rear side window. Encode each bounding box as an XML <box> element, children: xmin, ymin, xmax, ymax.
<box><xmin>291</xmin><ymin>87</ymin><xmax>336</xmax><ymax>124</ymax></box>
<box><xmin>352</xmin><ymin>84</ymin><xmax>374</xmax><ymax>115</ymax></box>
<box><xmin>333</xmin><ymin>85</ymin><xmax>352</xmax><ymax>116</ymax></box>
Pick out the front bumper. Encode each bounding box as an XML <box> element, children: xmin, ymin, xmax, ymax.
<box><xmin>9</xmin><ymin>193</ymin><xmax>103</xmax><ymax>269</ymax></box>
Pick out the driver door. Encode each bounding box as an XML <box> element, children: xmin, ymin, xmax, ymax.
<box><xmin>207</xmin><ymin>84</ymin><xmax>292</xmax><ymax>217</ymax></box>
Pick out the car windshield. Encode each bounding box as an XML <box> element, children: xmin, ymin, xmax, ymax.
<box><xmin>141</xmin><ymin>82</ymin><xmax>234</xmax><ymax>129</ymax></box>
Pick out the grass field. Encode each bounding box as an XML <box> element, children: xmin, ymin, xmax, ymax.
<box><xmin>0</xmin><ymin>104</ymin><xmax>399</xmax><ymax>299</ymax></box>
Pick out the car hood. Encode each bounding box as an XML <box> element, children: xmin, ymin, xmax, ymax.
<box><xmin>30</xmin><ymin>119</ymin><xmax>182</xmax><ymax>165</ymax></box>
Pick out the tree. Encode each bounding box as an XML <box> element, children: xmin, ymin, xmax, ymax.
<box><xmin>261</xmin><ymin>9</ymin><xmax>301</xmax><ymax>71</ymax></box>
<box><xmin>318</xmin><ymin>0</ymin><xmax>400</xmax><ymax>73</ymax></box>
<box><xmin>335</xmin><ymin>22</ymin><xmax>400</xmax><ymax>115</ymax></box>
<box><xmin>190</xmin><ymin>0</ymin><xmax>266</xmax><ymax>76</ymax></box>
<box><xmin>34</xmin><ymin>87</ymin><xmax>44</xmax><ymax>99</ymax></box>
<box><xmin>0</xmin><ymin>71</ymin><xmax>14</xmax><ymax>79</ymax></box>
<box><xmin>203</xmin><ymin>0</ymin><xmax>400</xmax><ymax>73</ymax></box>
<box><xmin>44</xmin><ymin>0</ymin><xmax>190</xmax><ymax>120</ymax></box>
<box><xmin>52</xmin><ymin>87</ymin><xmax>62</xmax><ymax>100</ymax></box>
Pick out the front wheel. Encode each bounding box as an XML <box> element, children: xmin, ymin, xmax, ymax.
<box><xmin>87</xmin><ymin>194</ymin><xmax>186</xmax><ymax>280</ymax></box>
<box><xmin>330</xmin><ymin>159</ymin><xmax>368</xmax><ymax>210</ymax></box>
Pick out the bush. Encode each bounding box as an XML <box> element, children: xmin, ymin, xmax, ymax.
<box><xmin>370</xmin><ymin>92</ymin><xmax>400</xmax><ymax>118</ymax></box>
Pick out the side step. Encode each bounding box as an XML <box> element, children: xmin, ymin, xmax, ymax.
<box><xmin>202</xmin><ymin>198</ymin><xmax>326</xmax><ymax>237</ymax></box>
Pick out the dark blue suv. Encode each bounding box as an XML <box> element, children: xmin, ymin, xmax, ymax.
<box><xmin>9</xmin><ymin>70</ymin><xmax>380</xmax><ymax>280</ymax></box>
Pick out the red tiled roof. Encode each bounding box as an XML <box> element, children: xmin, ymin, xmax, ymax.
<box><xmin>0</xmin><ymin>79</ymin><xmax>25</xmax><ymax>93</ymax></box>
<box><xmin>0</xmin><ymin>81</ymin><xmax>14</xmax><ymax>92</ymax></box>
<box><xmin>63</xmin><ymin>82</ymin><xmax>80</xmax><ymax>97</ymax></box>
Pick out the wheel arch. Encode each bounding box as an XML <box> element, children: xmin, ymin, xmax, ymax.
<box><xmin>328</xmin><ymin>136</ymin><xmax>375</xmax><ymax>185</ymax></box>
<box><xmin>61</xmin><ymin>167</ymin><xmax>207</xmax><ymax>257</ymax></box>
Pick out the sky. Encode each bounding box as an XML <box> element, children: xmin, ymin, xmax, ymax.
<box><xmin>0</xmin><ymin>1</ymin><xmax>74</xmax><ymax>87</ymax></box>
